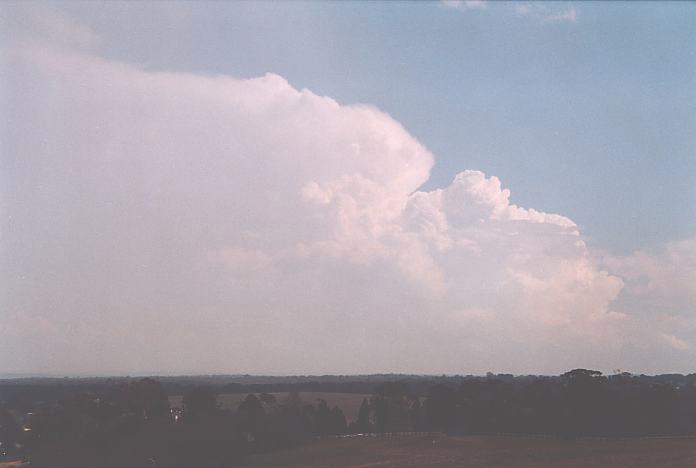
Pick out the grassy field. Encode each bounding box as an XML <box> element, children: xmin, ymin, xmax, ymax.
<box><xmin>169</xmin><ymin>392</ymin><xmax>370</xmax><ymax>422</ymax></box>
<box><xmin>241</xmin><ymin>434</ymin><xmax>696</xmax><ymax>467</ymax></box>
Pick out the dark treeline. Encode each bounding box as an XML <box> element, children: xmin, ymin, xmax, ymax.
<box><xmin>365</xmin><ymin>370</ymin><xmax>696</xmax><ymax>436</ymax></box>
<box><xmin>0</xmin><ymin>375</ymin><xmax>398</xmax><ymax>412</ymax></box>
<box><xmin>0</xmin><ymin>373</ymin><xmax>438</xmax><ymax>411</ymax></box>
<box><xmin>2</xmin><ymin>370</ymin><xmax>696</xmax><ymax>467</ymax></box>
<box><xmin>4</xmin><ymin>372</ymin><xmax>696</xmax><ymax>411</ymax></box>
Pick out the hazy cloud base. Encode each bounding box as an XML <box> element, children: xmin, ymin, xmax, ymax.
<box><xmin>1</xmin><ymin>11</ymin><xmax>694</xmax><ymax>376</ymax></box>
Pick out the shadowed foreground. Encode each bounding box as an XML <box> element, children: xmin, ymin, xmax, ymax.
<box><xmin>6</xmin><ymin>373</ymin><xmax>696</xmax><ymax>466</ymax></box>
<box><xmin>242</xmin><ymin>434</ymin><xmax>696</xmax><ymax>467</ymax></box>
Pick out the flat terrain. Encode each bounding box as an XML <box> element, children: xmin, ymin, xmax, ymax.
<box><xmin>242</xmin><ymin>434</ymin><xmax>696</xmax><ymax>467</ymax></box>
<box><xmin>170</xmin><ymin>392</ymin><xmax>369</xmax><ymax>422</ymax></box>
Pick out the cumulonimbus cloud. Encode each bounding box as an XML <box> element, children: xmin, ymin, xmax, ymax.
<box><xmin>1</xmin><ymin>15</ymin><xmax>694</xmax><ymax>375</ymax></box>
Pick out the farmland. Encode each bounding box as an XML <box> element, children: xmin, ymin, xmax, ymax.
<box><xmin>169</xmin><ymin>392</ymin><xmax>370</xmax><ymax>422</ymax></box>
<box><xmin>242</xmin><ymin>434</ymin><xmax>696</xmax><ymax>467</ymax></box>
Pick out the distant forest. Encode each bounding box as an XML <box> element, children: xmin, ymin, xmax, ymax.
<box><xmin>2</xmin><ymin>370</ymin><xmax>696</xmax><ymax>467</ymax></box>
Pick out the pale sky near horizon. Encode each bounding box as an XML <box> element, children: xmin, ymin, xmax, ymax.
<box><xmin>1</xmin><ymin>1</ymin><xmax>695</xmax><ymax>376</ymax></box>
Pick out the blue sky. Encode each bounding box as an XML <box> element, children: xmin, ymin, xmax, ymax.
<box><xmin>60</xmin><ymin>0</ymin><xmax>696</xmax><ymax>254</ymax></box>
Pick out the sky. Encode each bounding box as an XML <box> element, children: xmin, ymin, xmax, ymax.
<box><xmin>1</xmin><ymin>1</ymin><xmax>695</xmax><ymax>376</ymax></box>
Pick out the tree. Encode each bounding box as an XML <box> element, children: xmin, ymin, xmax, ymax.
<box><xmin>371</xmin><ymin>382</ymin><xmax>413</xmax><ymax>432</ymax></box>
<box><xmin>559</xmin><ymin>369</ymin><xmax>610</xmax><ymax>435</ymax></box>
<box><xmin>422</xmin><ymin>384</ymin><xmax>458</xmax><ymax>432</ymax></box>
<box><xmin>355</xmin><ymin>397</ymin><xmax>371</xmax><ymax>433</ymax></box>
<box><xmin>410</xmin><ymin>398</ymin><xmax>423</xmax><ymax>431</ymax></box>
<box><xmin>116</xmin><ymin>378</ymin><xmax>169</xmax><ymax>419</ymax></box>
<box><xmin>237</xmin><ymin>394</ymin><xmax>265</xmax><ymax>436</ymax></box>
<box><xmin>561</xmin><ymin>369</ymin><xmax>604</xmax><ymax>382</ymax></box>
<box><xmin>329</xmin><ymin>406</ymin><xmax>347</xmax><ymax>434</ymax></box>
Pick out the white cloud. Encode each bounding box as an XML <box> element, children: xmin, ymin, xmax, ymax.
<box><xmin>1</xmin><ymin>11</ymin><xmax>693</xmax><ymax>376</ymax></box>
<box><xmin>660</xmin><ymin>333</ymin><xmax>691</xmax><ymax>351</ymax></box>
<box><xmin>543</xmin><ymin>7</ymin><xmax>578</xmax><ymax>24</ymax></box>
<box><xmin>441</xmin><ymin>1</ymin><xmax>487</xmax><ymax>11</ymax></box>
<box><xmin>605</xmin><ymin>239</ymin><xmax>696</xmax><ymax>306</ymax></box>
<box><xmin>514</xmin><ymin>3</ymin><xmax>579</xmax><ymax>24</ymax></box>
<box><xmin>514</xmin><ymin>4</ymin><xmax>533</xmax><ymax>16</ymax></box>
<box><xmin>603</xmin><ymin>239</ymin><xmax>696</xmax><ymax>361</ymax></box>
<box><xmin>0</xmin><ymin>4</ymin><xmax>100</xmax><ymax>50</ymax></box>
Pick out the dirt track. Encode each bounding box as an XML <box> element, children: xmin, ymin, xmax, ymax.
<box><xmin>243</xmin><ymin>434</ymin><xmax>696</xmax><ymax>467</ymax></box>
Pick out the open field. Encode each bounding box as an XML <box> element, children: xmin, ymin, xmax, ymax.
<box><xmin>242</xmin><ymin>434</ymin><xmax>696</xmax><ymax>467</ymax></box>
<box><xmin>170</xmin><ymin>392</ymin><xmax>370</xmax><ymax>422</ymax></box>
<box><xmin>0</xmin><ymin>462</ymin><xmax>24</xmax><ymax>468</ymax></box>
